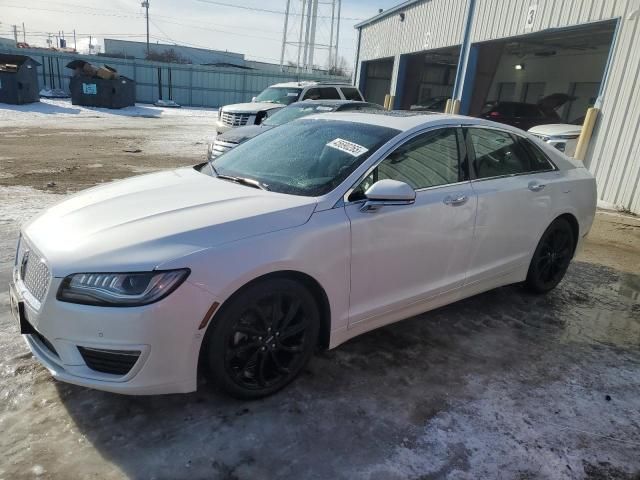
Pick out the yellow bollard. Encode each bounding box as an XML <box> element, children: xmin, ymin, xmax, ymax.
<box><xmin>451</xmin><ymin>99</ymin><xmax>461</xmax><ymax>115</ymax></box>
<box><xmin>383</xmin><ymin>94</ymin><xmax>391</xmax><ymax>110</ymax></box>
<box><xmin>444</xmin><ymin>98</ymin><xmax>452</xmax><ymax>114</ymax></box>
<box><xmin>574</xmin><ymin>107</ymin><xmax>599</xmax><ymax>161</ymax></box>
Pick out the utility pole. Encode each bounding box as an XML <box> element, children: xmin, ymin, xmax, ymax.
<box><xmin>296</xmin><ymin>0</ymin><xmax>307</xmax><ymax>72</ymax></box>
<box><xmin>307</xmin><ymin>0</ymin><xmax>319</xmax><ymax>71</ymax></box>
<box><xmin>12</xmin><ymin>25</ymin><xmax>18</xmax><ymax>46</ymax></box>
<box><xmin>22</xmin><ymin>22</ymin><xmax>26</xmax><ymax>43</ymax></box>
<box><xmin>279</xmin><ymin>0</ymin><xmax>291</xmax><ymax>70</ymax></box>
<box><xmin>328</xmin><ymin>0</ymin><xmax>336</xmax><ymax>69</ymax></box>
<box><xmin>141</xmin><ymin>0</ymin><xmax>150</xmax><ymax>57</ymax></box>
<box><xmin>334</xmin><ymin>0</ymin><xmax>341</xmax><ymax>71</ymax></box>
<box><xmin>73</xmin><ymin>29</ymin><xmax>77</xmax><ymax>51</ymax></box>
<box><xmin>89</xmin><ymin>35</ymin><xmax>93</xmax><ymax>54</ymax></box>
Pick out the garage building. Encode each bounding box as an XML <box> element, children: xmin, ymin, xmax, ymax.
<box><xmin>354</xmin><ymin>0</ymin><xmax>640</xmax><ymax>214</ymax></box>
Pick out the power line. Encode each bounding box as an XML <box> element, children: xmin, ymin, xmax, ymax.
<box><xmin>195</xmin><ymin>0</ymin><xmax>364</xmax><ymax>21</ymax></box>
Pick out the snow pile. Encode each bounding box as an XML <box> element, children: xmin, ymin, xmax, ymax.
<box><xmin>0</xmin><ymin>98</ymin><xmax>218</xmax><ymax>125</ymax></box>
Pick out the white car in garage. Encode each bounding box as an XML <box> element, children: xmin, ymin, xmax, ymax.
<box><xmin>10</xmin><ymin>113</ymin><xmax>597</xmax><ymax>399</ymax></box>
<box><xmin>528</xmin><ymin>123</ymin><xmax>583</xmax><ymax>157</ymax></box>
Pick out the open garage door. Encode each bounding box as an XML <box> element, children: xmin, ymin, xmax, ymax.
<box><xmin>467</xmin><ymin>20</ymin><xmax>616</xmax><ymax>134</ymax></box>
<box><xmin>361</xmin><ymin>58</ymin><xmax>393</xmax><ymax>106</ymax></box>
<box><xmin>397</xmin><ymin>47</ymin><xmax>460</xmax><ymax>111</ymax></box>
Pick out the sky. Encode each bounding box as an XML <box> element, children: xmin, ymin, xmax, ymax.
<box><xmin>0</xmin><ymin>0</ymin><xmax>401</xmax><ymax>71</ymax></box>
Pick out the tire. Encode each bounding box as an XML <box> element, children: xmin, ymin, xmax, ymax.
<box><xmin>203</xmin><ymin>278</ymin><xmax>320</xmax><ymax>399</ymax></box>
<box><xmin>525</xmin><ymin>217</ymin><xmax>575</xmax><ymax>294</ymax></box>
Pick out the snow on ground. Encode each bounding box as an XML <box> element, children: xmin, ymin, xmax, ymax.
<box><xmin>0</xmin><ymin>186</ymin><xmax>60</xmax><ymax>265</ymax></box>
<box><xmin>0</xmin><ymin>98</ymin><xmax>218</xmax><ymax>127</ymax></box>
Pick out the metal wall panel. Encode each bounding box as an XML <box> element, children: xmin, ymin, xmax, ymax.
<box><xmin>358</xmin><ymin>0</ymin><xmax>469</xmax><ymax>61</ymax></box>
<box><xmin>356</xmin><ymin>0</ymin><xmax>640</xmax><ymax>212</ymax></box>
<box><xmin>0</xmin><ymin>47</ymin><xmax>346</xmax><ymax>109</ymax></box>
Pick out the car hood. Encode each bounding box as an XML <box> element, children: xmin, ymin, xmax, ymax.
<box><xmin>222</xmin><ymin>102</ymin><xmax>285</xmax><ymax>114</ymax></box>
<box><xmin>217</xmin><ymin>124</ymin><xmax>274</xmax><ymax>143</ymax></box>
<box><xmin>528</xmin><ymin>124</ymin><xmax>583</xmax><ymax>137</ymax></box>
<box><xmin>23</xmin><ymin>167</ymin><xmax>317</xmax><ymax>276</ymax></box>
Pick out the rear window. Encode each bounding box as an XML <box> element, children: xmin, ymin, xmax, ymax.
<box><xmin>519</xmin><ymin>138</ymin><xmax>555</xmax><ymax>171</ymax></box>
<box><xmin>341</xmin><ymin>87</ymin><xmax>364</xmax><ymax>101</ymax></box>
<box><xmin>320</xmin><ymin>87</ymin><xmax>341</xmax><ymax>99</ymax></box>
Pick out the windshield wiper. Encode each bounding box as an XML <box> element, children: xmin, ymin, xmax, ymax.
<box><xmin>216</xmin><ymin>174</ymin><xmax>269</xmax><ymax>191</ymax></box>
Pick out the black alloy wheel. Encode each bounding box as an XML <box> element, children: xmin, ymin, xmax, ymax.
<box><xmin>204</xmin><ymin>278</ymin><xmax>319</xmax><ymax>399</ymax></box>
<box><xmin>526</xmin><ymin>217</ymin><xmax>575</xmax><ymax>293</ymax></box>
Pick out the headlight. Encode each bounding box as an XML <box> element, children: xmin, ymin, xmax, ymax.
<box><xmin>57</xmin><ymin>269</ymin><xmax>190</xmax><ymax>306</ymax></box>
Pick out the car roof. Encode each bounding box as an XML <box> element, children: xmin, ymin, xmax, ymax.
<box><xmin>270</xmin><ymin>81</ymin><xmax>353</xmax><ymax>89</ymax></box>
<box><xmin>288</xmin><ymin>100</ymin><xmax>374</xmax><ymax>108</ymax></box>
<box><xmin>303</xmin><ymin>111</ymin><xmax>451</xmax><ymax>131</ymax></box>
<box><xmin>302</xmin><ymin>110</ymin><xmax>558</xmax><ymax>134</ymax></box>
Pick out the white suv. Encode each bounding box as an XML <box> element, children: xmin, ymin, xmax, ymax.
<box><xmin>215</xmin><ymin>81</ymin><xmax>365</xmax><ymax>134</ymax></box>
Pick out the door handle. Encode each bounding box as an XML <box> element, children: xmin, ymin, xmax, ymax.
<box><xmin>528</xmin><ymin>181</ymin><xmax>546</xmax><ymax>192</ymax></box>
<box><xmin>443</xmin><ymin>194</ymin><xmax>468</xmax><ymax>206</ymax></box>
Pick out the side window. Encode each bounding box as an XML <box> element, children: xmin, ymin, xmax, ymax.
<box><xmin>302</xmin><ymin>88</ymin><xmax>321</xmax><ymax>100</ymax></box>
<box><xmin>319</xmin><ymin>87</ymin><xmax>341</xmax><ymax>99</ymax></box>
<box><xmin>341</xmin><ymin>87</ymin><xmax>364</xmax><ymax>101</ymax></box>
<box><xmin>520</xmin><ymin>138</ymin><xmax>555</xmax><ymax>171</ymax></box>
<box><xmin>468</xmin><ymin>128</ymin><xmax>530</xmax><ymax>179</ymax></box>
<box><xmin>349</xmin><ymin>128</ymin><xmax>461</xmax><ymax>201</ymax></box>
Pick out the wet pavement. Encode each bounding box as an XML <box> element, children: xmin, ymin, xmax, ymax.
<box><xmin>0</xmin><ymin>189</ymin><xmax>639</xmax><ymax>479</ymax></box>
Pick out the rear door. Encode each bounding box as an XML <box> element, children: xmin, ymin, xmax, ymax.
<box><xmin>464</xmin><ymin>127</ymin><xmax>558</xmax><ymax>285</ymax></box>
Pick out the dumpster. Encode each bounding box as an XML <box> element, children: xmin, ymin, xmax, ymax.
<box><xmin>0</xmin><ymin>54</ymin><xmax>41</xmax><ymax>104</ymax></box>
<box><xmin>66</xmin><ymin>60</ymin><xmax>135</xmax><ymax>109</ymax></box>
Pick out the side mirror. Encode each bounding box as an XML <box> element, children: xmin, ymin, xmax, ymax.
<box><xmin>251</xmin><ymin>96</ymin><xmax>257</xmax><ymax>102</ymax></box>
<box><xmin>361</xmin><ymin>179</ymin><xmax>416</xmax><ymax>212</ymax></box>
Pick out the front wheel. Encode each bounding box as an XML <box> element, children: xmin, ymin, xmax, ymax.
<box><xmin>525</xmin><ymin>217</ymin><xmax>575</xmax><ymax>293</ymax></box>
<box><xmin>203</xmin><ymin>278</ymin><xmax>319</xmax><ymax>399</ymax></box>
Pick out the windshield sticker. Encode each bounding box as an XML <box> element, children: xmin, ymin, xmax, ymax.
<box><xmin>287</xmin><ymin>92</ymin><xmax>299</xmax><ymax>96</ymax></box>
<box><xmin>316</xmin><ymin>106</ymin><xmax>333</xmax><ymax>111</ymax></box>
<box><xmin>327</xmin><ymin>138</ymin><xmax>369</xmax><ymax>157</ymax></box>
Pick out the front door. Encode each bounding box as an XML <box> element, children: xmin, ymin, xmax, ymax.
<box><xmin>344</xmin><ymin>127</ymin><xmax>477</xmax><ymax>326</ymax></box>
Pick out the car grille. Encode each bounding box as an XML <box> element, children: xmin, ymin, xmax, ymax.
<box><xmin>77</xmin><ymin>347</ymin><xmax>141</xmax><ymax>376</ymax></box>
<box><xmin>17</xmin><ymin>241</ymin><xmax>51</xmax><ymax>302</ymax></box>
<box><xmin>211</xmin><ymin>139</ymin><xmax>239</xmax><ymax>157</ymax></box>
<box><xmin>221</xmin><ymin>111</ymin><xmax>251</xmax><ymax>127</ymax></box>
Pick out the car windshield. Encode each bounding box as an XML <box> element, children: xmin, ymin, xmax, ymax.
<box><xmin>208</xmin><ymin>119</ymin><xmax>400</xmax><ymax>196</ymax></box>
<box><xmin>255</xmin><ymin>87</ymin><xmax>302</xmax><ymax>105</ymax></box>
<box><xmin>262</xmin><ymin>104</ymin><xmax>336</xmax><ymax>127</ymax></box>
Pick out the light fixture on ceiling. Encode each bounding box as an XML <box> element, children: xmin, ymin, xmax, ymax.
<box><xmin>514</xmin><ymin>63</ymin><xmax>525</xmax><ymax>70</ymax></box>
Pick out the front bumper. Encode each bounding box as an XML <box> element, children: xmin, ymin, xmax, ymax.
<box><xmin>215</xmin><ymin>114</ymin><xmax>257</xmax><ymax>134</ymax></box>
<box><xmin>10</xmin><ymin>273</ymin><xmax>217</xmax><ymax>395</ymax></box>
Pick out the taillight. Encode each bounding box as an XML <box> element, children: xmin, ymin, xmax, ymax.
<box><xmin>489</xmin><ymin>111</ymin><xmax>501</xmax><ymax>117</ymax></box>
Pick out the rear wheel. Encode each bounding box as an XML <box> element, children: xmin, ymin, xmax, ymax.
<box><xmin>525</xmin><ymin>217</ymin><xmax>575</xmax><ymax>293</ymax></box>
<box><xmin>203</xmin><ymin>278</ymin><xmax>319</xmax><ymax>399</ymax></box>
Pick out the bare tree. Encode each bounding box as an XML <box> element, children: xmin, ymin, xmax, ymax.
<box><xmin>327</xmin><ymin>55</ymin><xmax>350</xmax><ymax>77</ymax></box>
<box><xmin>145</xmin><ymin>49</ymin><xmax>191</xmax><ymax>64</ymax></box>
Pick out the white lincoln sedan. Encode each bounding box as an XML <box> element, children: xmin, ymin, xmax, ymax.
<box><xmin>10</xmin><ymin>112</ymin><xmax>597</xmax><ymax>398</ymax></box>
